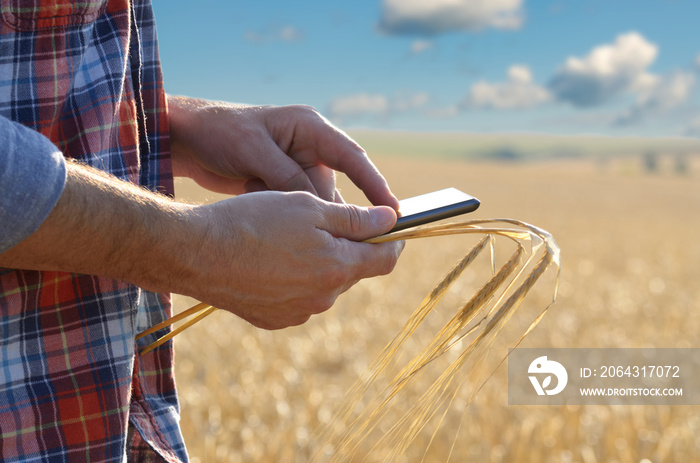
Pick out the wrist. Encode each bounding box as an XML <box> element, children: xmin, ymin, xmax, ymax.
<box><xmin>148</xmin><ymin>199</ymin><xmax>250</xmax><ymax>304</ymax></box>
<box><xmin>0</xmin><ymin>161</ymin><xmax>202</xmax><ymax>293</ymax></box>
<box><xmin>114</xmin><ymin>195</ymin><xmax>202</xmax><ymax>294</ymax></box>
<box><xmin>167</xmin><ymin>95</ymin><xmax>205</xmax><ymax>178</ymax></box>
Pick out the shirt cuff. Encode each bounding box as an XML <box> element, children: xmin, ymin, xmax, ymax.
<box><xmin>0</xmin><ymin>117</ymin><xmax>67</xmax><ymax>254</ymax></box>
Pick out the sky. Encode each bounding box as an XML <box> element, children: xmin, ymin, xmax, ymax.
<box><xmin>152</xmin><ymin>0</ymin><xmax>700</xmax><ymax>137</ymax></box>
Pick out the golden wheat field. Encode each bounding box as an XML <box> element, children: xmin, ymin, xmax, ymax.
<box><xmin>170</xmin><ymin>144</ymin><xmax>700</xmax><ymax>462</ymax></box>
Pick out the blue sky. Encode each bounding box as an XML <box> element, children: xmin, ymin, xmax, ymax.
<box><xmin>152</xmin><ymin>0</ymin><xmax>700</xmax><ymax>137</ymax></box>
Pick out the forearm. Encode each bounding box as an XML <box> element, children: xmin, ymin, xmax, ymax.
<box><xmin>0</xmin><ymin>161</ymin><xmax>199</xmax><ymax>293</ymax></box>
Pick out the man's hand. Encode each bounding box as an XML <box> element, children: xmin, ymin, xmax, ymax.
<box><xmin>173</xmin><ymin>191</ymin><xmax>403</xmax><ymax>329</ymax></box>
<box><xmin>167</xmin><ymin>96</ymin><xmax>400</xmax><ymax>210</ymax></box>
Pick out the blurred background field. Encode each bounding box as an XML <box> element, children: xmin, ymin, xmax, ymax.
<box><xmin>170</xmin><ymin>132</ymin><xmax>700</xmax><ymax>462</ymax></box>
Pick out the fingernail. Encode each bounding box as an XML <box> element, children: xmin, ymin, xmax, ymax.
<box><xmin>369</xmin><ymin>206</ymin><xmax>397</xmax><ymax>230</ymax></box>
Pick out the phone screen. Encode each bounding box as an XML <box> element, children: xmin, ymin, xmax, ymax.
<box><xmin>389</xmin><ymin>188</ymin><xmax>480</xmax><ymax>233</ymax></box>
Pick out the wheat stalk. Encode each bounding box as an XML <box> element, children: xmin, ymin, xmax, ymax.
<box><xmin>312</xmin><ymin>219</ymin><xmax>559</xmax><ymax>462</ymax></box>
<box><xmin>136</xmin><ymin>218</ymin><xmax>560</xmax><ymax>462</ymax></box>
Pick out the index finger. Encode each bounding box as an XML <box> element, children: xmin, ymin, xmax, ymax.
<box><xmin>252</xmin><ymin>136</ymin><xmax>320</xmax><ymax>196</ymax></box>
<box><xmin>306</xmin><ymin>115</ymin><xmax>400</xmax><ymax>210</ymax></box>
<box><xmin>332</xmin><ymin>136</ymin><xmax>400</xmax><ymax>210</ymax></box>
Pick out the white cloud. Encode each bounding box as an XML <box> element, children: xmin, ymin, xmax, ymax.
<box><xmin>411</xmin><ymin>40</ymin><xmax>434</xmax><ymax>54</ymax></box>
<box><xmin>244</xmin><ymin>25</ymin><xmax>305</xmax><ymax>43</ymax></box>
<box><xmin>327</xmin><ymin>92</ymin><xmax>430</xmax><ymax>123</ymax></box>
<box><xmin>462</xmin><ymin>65</ymin><xmax>551</xmax><ymax>109</ymax></box>
<box><xmin>327</xmin><ymin>94</ymin><xmax>389</xmax><ymax>120</ymax></box>
<box><xmin>548</xmin><ymin>32</ymin><xmax>658</xmax><ymax>107</ymax></box>
<box><xmin>543</xmin><ymin>32</ymin><xmax>696</xmax><ymax>126</ymax></box>
<box><xmin>392</xmin><ymin>92</ymin><xmax>430</xmax><ymax>111</ymax></box>
<box><xmin>378</xmin><ymin>0</ymin><xmax>524</xmax><ymax>36</ymax></box>
<box><xmin>696</xmin><ymin>53</ymin><xmax>700</xmax><ymax>69</ymax></box>
<box><xmin>279</xmin><ymin>26</ymin><xmax>304</xmax><ymax>42</ymax></box>
<box><xmin>616</xmin><ymin>71</ymin><xmax>696</xmax><ymax>125</ymax></box>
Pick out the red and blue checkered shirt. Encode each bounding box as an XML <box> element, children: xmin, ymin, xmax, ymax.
<box><xmin>0</xmin><ymin>1</ymin><xmax>187</xmax><ymax>461</ymax></box>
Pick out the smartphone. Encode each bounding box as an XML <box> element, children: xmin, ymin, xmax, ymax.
<box><xmin>389</xmin><ymin>188</ymin><xmax>480</xmax><ymax>233</ymax></box>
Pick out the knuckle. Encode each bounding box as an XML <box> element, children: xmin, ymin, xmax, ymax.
<box><xmin>345</xmin><ymin>205</ymin><xmax>371</xmax><ymax>236</ymax></box>
<box><xmin>288</xmin><ymin>314</ymin><xmax>312</xmax><ymax>327</ymax></box>
<box><xmin>296</xmin><ymin>190</ymin><xmax>319</xmax><ymax>206</ymax></box>
<box><xmin>376</xmin><ymin>243</ymin><xmax>403</xmax><ymax>276</ymax></box>
<box><xmin>381</xmin><ymin>254</ymin><xmax>399</xmax><ymax>276</ymax></box>
<box><xmin>323</xmin><ymin>262</ymin><xmax>350</xmax><ymax>290</ymax></box>
<box><xmin>306</xmin><ymin>294</ymin><xmax>336</xmax><ymax>315</ymax></box>
<box><xmin>280</xmin><ymin>104</ymin><xmax>318</xmax><ymax>121</ymax></box>
<box><xmin>292</xmin><ymin>103</ymin><xmax>318</xmax><ymax>115</ymax></box>
<box><xmin>288</xmin><ymin>190</ymin><xmax>320</xmax><ymax>213</ymax></box>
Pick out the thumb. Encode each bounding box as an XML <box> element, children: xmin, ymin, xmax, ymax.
<box><xmin>322</xmin><ymin>203</ymin><xmax>397</xmax><ymax>241</ymax></box>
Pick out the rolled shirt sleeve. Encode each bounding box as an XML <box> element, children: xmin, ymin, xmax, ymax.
<box><xmin>0</xmin><ymin>116</ymin><xmax>67</xmax><ymax>254</ymax></box>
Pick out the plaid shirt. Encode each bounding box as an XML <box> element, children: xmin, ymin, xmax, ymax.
<box><xmin>0</xmin><ymin>1</ymin><xmax>187</xmax><ymax>461</ymax></box>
